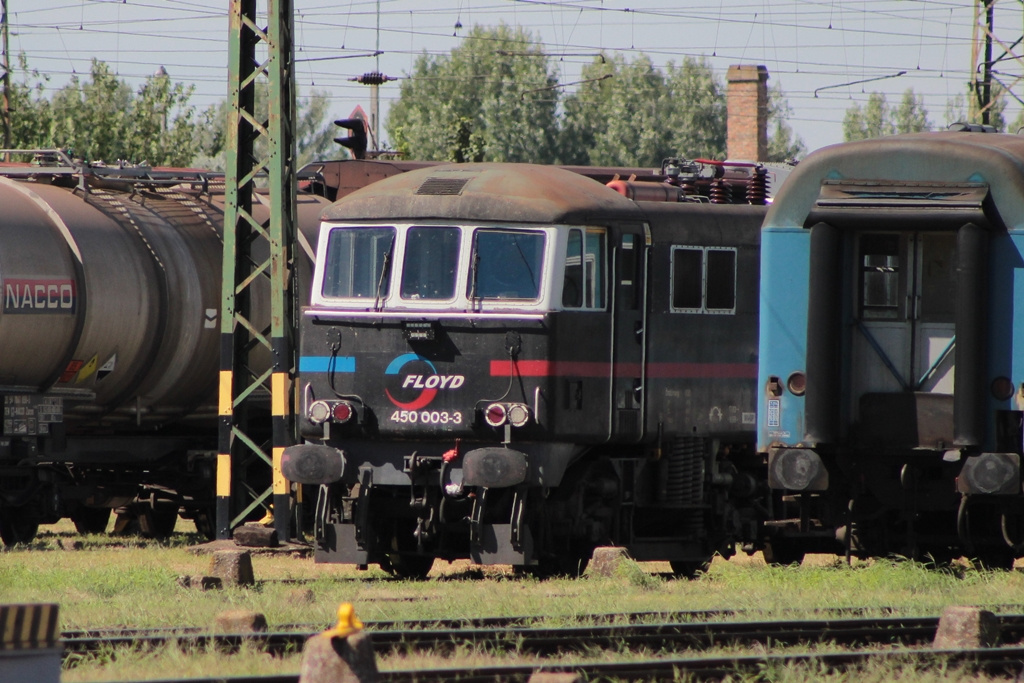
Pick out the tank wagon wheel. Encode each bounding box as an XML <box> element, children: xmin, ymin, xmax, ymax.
<box><xmin>762</xmin><ymin>538</ymin><xmax>805</xmax><ymax>567</ymax></box>
<box><xmin>113</xmin><ymin>498</ymin><xmax>179</xmax><ymax>539</ymax></box>
<box><xmin>0</xmin><ymin>508</ymin><xmax>40</xmax><ymax>547</ymax></box>
<box><xmin>191</xmin><ymin>509</ymin><xmax>216</xmax><ymax>540</ymax></box>
<box><xmin>669</xmin><ymin>559</ymin><xmax>711</xmax><ymax>579</ymax></box>
<box><xmin>138</xmin><ymin>502</ymin><xmax>179</xmax><ymax>539</ymax></box>
<box><xmin>70</xmin><ymin>506</ymin><xmax>112</xmax><ymax>535</ymax></box>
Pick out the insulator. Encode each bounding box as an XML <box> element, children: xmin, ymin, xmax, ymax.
<box><xmin>709</xmin><ymin>178</ymin><xmax>731</xmax><ymax>204</ymax></box>
<box><xmin>746</xmin><ymin>167</ymin><xmax>768</xmax><ymax>205</ymax></box>
<box><xmin>680</xmin><ymin>179</ymin><xmax>697</xmax><ymax>198</ymax></box>
<box><xmin>354</xmin><ymin>71</ymin><xmax>392</xmax><ymax>86</ymax></box>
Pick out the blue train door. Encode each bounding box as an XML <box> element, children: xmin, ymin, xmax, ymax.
<box><xmin>850</xmin><ymin>231</ymin><xmax>957</xmax><ymax>434</ymax></box>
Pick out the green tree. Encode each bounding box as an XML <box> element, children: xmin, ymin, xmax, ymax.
<box><xmin>947</xmin><ymin>88</ymin><xmax>1007</xmax><ymax>132</ymax></box>
<box><xmin>892</xmin><ymin>89</ymin><xmax>930</xmax><ymax>134</ymax></box>
<box><xmin>561</xmin><ymin>54</ymin><xmax>727</xmax><ymax>166</ymax></box>
<box><xmin>194</xmin><ymin>87</ymin><xmax>337</xmax><ymax>171</ymax></box>
<box><xmin>766</xmin><ymin>83</ymin><xmax>805</xmax><ymax>162</ymax></box>
<box><xmin>386</xmin><ymin>24</ymin><xmax>560</xmax><ymax>163</ymax></box>
<box><xmin>843</xmin><ymin>89</ymin><xmax>931</xmax><ymax>141</ymax></box>
<box><xmin>10</xmin><ymin>58</ymin><xmax>200</xmax><ymax>165</ymax></box>
<box><xmin>7</xmin><ymin>54</ymin><xmax>55</xmax><ymax>150</ymax></box>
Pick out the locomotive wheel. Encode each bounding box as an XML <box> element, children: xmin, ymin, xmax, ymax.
<box><xmin>71</xmin><ymin>506</ymin><xmax>112</xmax><ymax>535</ymax></box>
<box><xmin>381</xmin><ymin>553</ymin><xmax>435</xmax><ymax>580</ymax></box>
<box><xmin>669</xmin><ymin>559</ymin><xmax>710</xmax><ymax>579</ymax></box>
<box><xmin>0</xmin><ymin>508</ymin><xmax>40</xmax><ymax>547</ymax></box>
<box><xmin>762</xmin><ymin>538</ymin><xmax>805</xmax><ymax>566</ymax></box>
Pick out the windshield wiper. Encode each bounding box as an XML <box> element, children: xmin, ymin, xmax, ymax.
<box><xmin>373</xmin><ymin>237</ymin><xmax>395</xmax><ymax>312</ymax></box>
<box><xmin>467</xmin><ymin>249</ymin><xmax>480</xmax><ymax>309</ymax></box>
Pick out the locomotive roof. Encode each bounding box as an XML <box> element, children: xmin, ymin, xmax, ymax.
<box><xmin>320</xmin><ymin>162</ymin><xmax>645</xmax><ymax>226</ymax></box>
<box><xmin>766</xmin><ymin>131</ymin><xmax>1024</xmax><ymax>231</ymax></box>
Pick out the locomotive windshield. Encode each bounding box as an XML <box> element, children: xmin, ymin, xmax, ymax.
<box><xmin>312</xmin><ymin>221</ymin><xmax>604</xmax><ymax>311</ymax></box>
<box><xmin>468</xmin><ymin>230</ymin><xmax>545</xmax><ymax>300</ymax></box>
<box><xmin>401</xmin><ymin>227</ymin><xmax>460</xmax><ymax>300</ymax></box>
<box><xmin>321</xmin><ymin>226</ymin><xmax>395</xmax><ymax>299</ymax></box>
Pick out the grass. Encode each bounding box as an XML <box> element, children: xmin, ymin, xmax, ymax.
<box><xmin>4</xmin><ymin>520</ymin><xmax>1024</xmax><ymax>681</ymax></box>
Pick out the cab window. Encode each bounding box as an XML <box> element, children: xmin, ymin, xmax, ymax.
<box><xmin>400</xmin><ymin>227</ymin><xmax>461</xmax><ymax>300</ymax></box>
<box><xmin>468</xmin><ymin>229</ymin><xmax>545</xmax><ymax>300</ymax></box>
<box><xmin>321</xmin><ymin>226</ymin><xmax>395</xmax><ymax>299</ymax></box>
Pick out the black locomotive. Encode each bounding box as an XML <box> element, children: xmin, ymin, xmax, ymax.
<box><xmin>284</xmin><ymin>161</ymin><xmax>771</xmax><ymax>577</ymax></box>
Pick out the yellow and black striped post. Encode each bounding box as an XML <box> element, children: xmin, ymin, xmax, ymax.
<box><xmin>0</xmin><ymin>603</ymin><xmax>60</xmax><ymax>683</ymax></box>
<box><xmin>218</xmin><ymin>0</ymin><xmax>297</xmax><ymax>541</ymax></box>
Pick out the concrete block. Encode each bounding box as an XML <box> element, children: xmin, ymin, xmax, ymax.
<box><xmin>528</xmin><ymin>674</ymin><xmax>584</xmax><ymax>683</ymax></box>
<box><xmin>209</xmin><ymin>549</ymin><xmax>255</xmax><ymax>587</ymax></box>
<box><xmin>586</xmin><ymin>547</ymin><xmax>631</xmax><ymax>577</ymax></box>
<box><xmin>233</xmin><ymin>523</ymin><xmax>279</xmax><ymax>548</ymax></box>
<box><xmin>933</xmin><ymin>606</ymin><xmax>1000</xmax><ymax>649</ymax></box>
<box><xmin>215</xmin><ymin>610</ymin><xmax>267</xmax><ymax>633</ymax></box>
<box><xmin>299</xmin><ymin>631</ymin><xmax>378</xmax><ymax>683</ymax></box>
<box><xmin>177</xmin><ymin>575</ymin><xmax>223</xmax><ymax>590</ymax></box>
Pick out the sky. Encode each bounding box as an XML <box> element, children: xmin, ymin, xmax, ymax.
<box><xmin>4</xmin><ymin>1</ymin><xmax>1022</xmax><ymax>157</ymax></box>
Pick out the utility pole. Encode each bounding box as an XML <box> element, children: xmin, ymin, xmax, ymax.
<box><xmin>219</xmin><ymin>0</ymin><xmax>297</xmax><ymax>542</ymax></box>
<box><xmin>970</xmin><ymin>0</ymin><xmax>1024</xmax><ymax>127</ymax></box>
<box><xmin>971</xmin><ymin>0</ymin><xmax>995</xmax><ymax>125</ymax></box>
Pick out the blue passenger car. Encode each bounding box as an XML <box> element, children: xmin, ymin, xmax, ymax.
<box><xmin>758</xmin><ymin>129</ymin><xmax>1024</xmax><ymax>566</ymax></box>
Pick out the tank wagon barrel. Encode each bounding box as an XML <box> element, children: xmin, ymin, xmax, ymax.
<box><xmin>0</xmin><ymin>157</ymin><xmax>329</xmax><ymax>543</ymax></box>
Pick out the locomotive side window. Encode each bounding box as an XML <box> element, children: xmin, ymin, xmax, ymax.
<box><xmin>321</xmin><ymin>226</ymin><xmax>396</xmax><ymax>299</ymax></box>
<box><xmin>705</xmin><ymin>249</ymin><xmax>736</xmax><ymax>311</ymax></box>
<box><xmin>400</xmin><ymin>226</ymin><xmax>460</xmax><ymax>300</ymax></box>
<box><xmin>468</xmin><ymin>229</ymin><xmax>545</xmax><ymax>300</ymax></box>
<box><xmin>859</xmin><ymin>234</ymin><xmax>901</xmax><ymax>319</ymax></box>
<box><xmin>563</xmin><ymin>230</ymin><xmax>584</xmax><ymax>307</ymax></box>
<box><xmin>562</xmin><ymin>228</ymin><xmax>606</xmax><ymax>309</ymax></box>
<box><xmin>670</xmin><ymin>246</ymin><xmax>736</xmax><ymax>314</ymax></box>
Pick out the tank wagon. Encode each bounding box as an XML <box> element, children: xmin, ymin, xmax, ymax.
<box><xmin>0</xmin><ymin>155</ymin><xmax>329</xmax><ymax>544</ymax></box>
<box><xmin>284</xmin><ymin>161</ymin><xmax>773</xmax><ymax>577</ymax></box>
<box><xmin>758</xmin><ymin>129</ymin><xmax>1024</xmax><ymax>567</ymax></box>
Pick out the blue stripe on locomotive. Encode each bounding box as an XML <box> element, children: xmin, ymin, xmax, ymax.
<box><xmin>757</xmin><ymin>227</ymin><xmax>810</xmax><ymax>451</ymax></box>
<box><xmin>298</xmin><ymin>356</ymin><xmax>356</xmax><ymax>373</ymax></box>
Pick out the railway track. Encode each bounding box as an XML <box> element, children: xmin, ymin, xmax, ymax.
<box><xmin>62</xmin><ymin>611</ymin><xmax>1024</xmax><ymax>681</ymax></box>
<box><xmin>77</xmin><ymin>645</ymin><xmax>1024</xmax><ymax>683</ymax></box>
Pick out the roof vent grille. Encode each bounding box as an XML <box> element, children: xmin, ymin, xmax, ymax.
<box><xmin>416</xmin><ymin>177</ymin><xmax>469</xmax><ymax>196</ymax></box>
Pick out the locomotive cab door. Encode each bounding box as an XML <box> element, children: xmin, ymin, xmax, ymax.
<box><xmin>850</xmin><ymin>230</ymin><xmax>957</xmax><ymax>447</ymax></box>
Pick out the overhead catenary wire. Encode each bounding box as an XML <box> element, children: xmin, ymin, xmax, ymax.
<box><xmin>2</xmin><ymin>0</ymin><xmax>1020</xmax><ymax>151</ymax></box>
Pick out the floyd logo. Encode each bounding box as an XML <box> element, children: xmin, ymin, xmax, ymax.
<box><xmin>384</xmin><ymin>353</ymin><xmax>465</xmax><ymax>410</ymax></box>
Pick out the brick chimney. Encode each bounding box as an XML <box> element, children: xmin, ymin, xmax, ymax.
<box><xmin>726</xmin><ymin>65</ymin><xmax>769</xmax><ymax>161</ymax></box>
